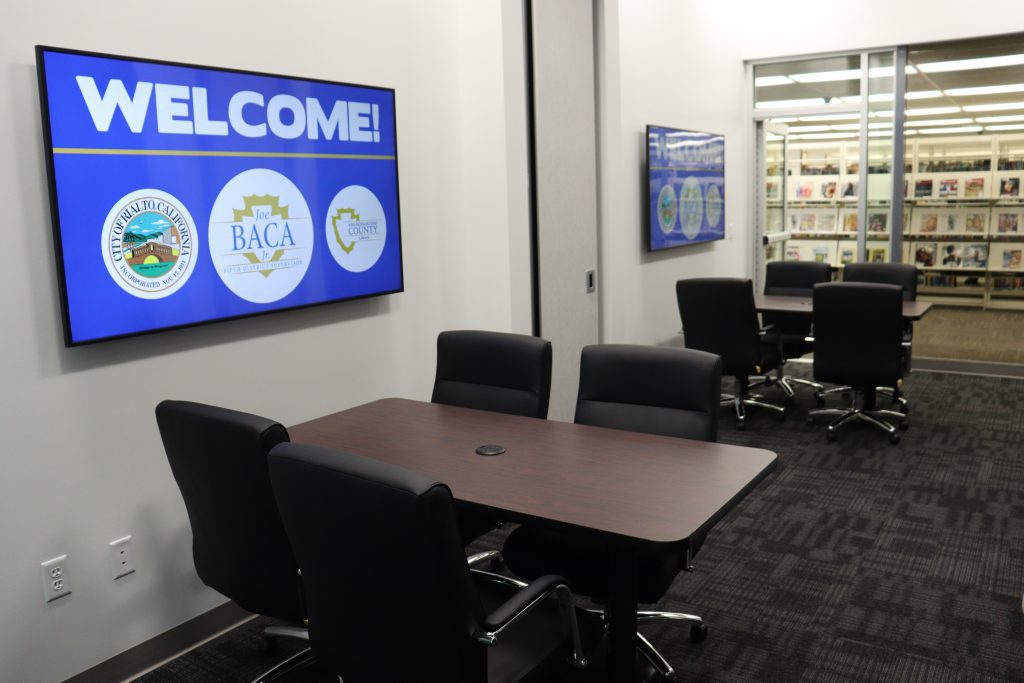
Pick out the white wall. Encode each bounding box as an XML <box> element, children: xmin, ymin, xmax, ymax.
<box><xmin>0</xmin><ymin>1</ymin><xmax>527</xmax><ymax>680</ymax></box>
<box><xmin>598</xmin><ymin>0</ymin><xmax>1024</xmax><ymax>347</ymax></box>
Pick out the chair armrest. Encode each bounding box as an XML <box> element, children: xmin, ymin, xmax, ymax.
<box><xmin>477</xmin><ymin>573</ymin><xmax>566</xmax><ymax>640</ymax></box>
<box><xmin>757</xmin><ymin>323</ymin><xmax>777</xmax><ymax>337</ymax></box>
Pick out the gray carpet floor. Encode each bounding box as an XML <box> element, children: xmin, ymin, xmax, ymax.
<box><xmin>138</xmin><ymin>365</ymin><xmax>1024</xmax><ymax>682</ymax></box>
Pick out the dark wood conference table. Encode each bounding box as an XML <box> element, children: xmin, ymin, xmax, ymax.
<box><xmin>755</xmin><ymin>293</ymin><xmax>933</xmax><ymax>320</ymax></box>
<box><xmin>290</xmin><ymin>398</ymin><xmax>778</xmax><ymax>681</ymax></box>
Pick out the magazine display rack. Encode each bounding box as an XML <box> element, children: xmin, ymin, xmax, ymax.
<box><xmin>767</xmin><ymin>133</ymin><xmax>1024</xmax><ymax>309</ymax></box>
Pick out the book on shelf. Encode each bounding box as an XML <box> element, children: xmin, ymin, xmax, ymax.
<box><xmin>841</xmin><ymin>181</ymin><xmax>857</xmax><ymax>198</ymax></box>
<box><xmin>918</xmin><ymin>159</ymin><xmax>991</xmax><ymax>173</ymax></box>
<box><xmin>997</xmin><ymin>160</ymin><xmax>1024</xmax><ymax>171</ymax></box>
<box><xmin>924</xmin><ymin>273</ymin><xmax>959</xmax><ymax>287</ymax></box>
<box><xmin>818</xmin><ymin>212</ymin><xmax>837</xmax><ymax>232</ymax></box>
<box><xmin>962</xmin><ymin>242</ymin><xmax>989</xmax><ymax>268</ymax></box>
<box><xmin>868</xmin><ymin>247</ymin><xmax>887</xmax><ymax>263</ymax></box>
<box><xmin>939</xmin><ymin>179</ymin><xmax>958</xmax><ymax>197</ymax></box>
<box><xmin>839</xmin><ymin>248</ymin><xmax>854</xmax><ymax>265</ymax></box>
<box><xmin>914</xmin><ymin>243</ymin><xmax>937</xmax><ymax>268</ymax></box>
<box><xmin>820</xmin><ymin>181</ymin><xmax>837</xmax><ymax>200</ymax></box>
<box><xmin>867</xmin><ymin>213</ymin><xmax>887</xmax><ymax>232</ymax></box>
<box><xmin>813</xmin><ymin>247</ymin><xmax>830</xmax><ymax>263</ymax></box>
<box><xmin>842</xmin><ymin>212</ymin><xmax>858</xmax><ymax>232</ymax></box>
<box><xmin>785</xmin><ymin>246</ymin><xmax>801</xmax><ymax>261</ymax></box>
<box><xmin>997</xmin><ymin>213</ymin><xmax>1020</xmax><ymax>234</ymax></box>
<box><xmin>942</xmin><ymin>213</ymin><xmax>960</xmax><ymax>233</ymax></box>
<box><xmin>992</xmin><ymin>275</ymin><xmax>1024</xmax><ymax>290</ymax></box>
<box><xmin>965</xmin><ymin>178</ymin><xmax>985</xmax><ymax>198</ymax></box>
<box><xmin>940</xmin><ymin>243</ymin><xmax>962</xmax><ymax>267</ymax></box>
<box><xmin>919</xmin><ymin>212</ymin><xmax>938</xmax><ymax>233</ymax></box>
<box><xmin>1002</xmin><ymin>248</ymin><xmax>1023</xmax><ymax>269</ymax></box>
<box><xmin>915</xmin><ymin>179</ymin><xmax>933</xmax><ymax>197</ymax></box>
<box><xmin>999</xmin><ymin>177</ymin><xmax>1020</xmax><ymax>197</ymax></box>
<box><xmin>965</xmin><ymin>213</ymin><xmax>987</xmax><ymax>233</ymax></box>
<box><xmin>766</xmin><ymin>182</ymin><xmax>780</xmax><ymax>200</ymax></box>
<box><xmin>795</xmin><ymin>182</ymin><xmax>813</xmax><ymax>199</ymax></box>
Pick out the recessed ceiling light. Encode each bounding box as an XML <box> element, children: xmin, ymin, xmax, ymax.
<box><xmin>945</xmin><ymin>84</ymin><xmax>1024</xmax><ymax>97</ymax></box>
<box><xmin>868</xmin><ymin>122</ymin><xmax>894</xmax><ymax>129</ymax></box>
<box><xmin>829</xmin><ymin>124</ymin><xmax>861</xmax><ymax>131</ymax></box>
<box><xmin>789</xmin><ymin>132</ymin><xmax>858</xmax><ymax>139</ymax></box>
<box><xmin>904</xmin><ymin>90</ymin><xmax>943</xmax><ymax>100</ymax></box>
<box><xmin>917</xmin><ymin>53</ymin><xmax>1024</xmax><ymax>73</ymax></box>
<box><xmin>906</xmin><ymin>106</ymin><xmax>962</xmax><ymax>116</ymax></box>
<box><xmin>755</xmin><ymin>75</ymin><xmax>794</xmax><ymax>87</ymax></box>
<box><xmin>868</xmin><ymin>130</ymin><xmax>895</xmax><ymax>137</ymax></box>
<box><xmin>755</xmin><ymin>98</ymin><xmax>829</xmax><ymax>109</ymax></box>
<box><xmin>963</xmin><ymin>101</ymin><xmax>1024</xmax><ymax>112</ymax></box>
<box><xmin>784</xmin><ymin>125</ymin><xmax>831</xmax><ymax>133</ymax></box>
<box><xmin>789</xmin><ymin>69</ymin><xmax>861</xmax><ymax>83</ymax></box>
<box><xmin>918</xmin><ymin>126</ymin><xmax>983</xmax><ymax>134</ymax></box>
<box><xmin>868</xmin><ymin>65</ymin><xmax>919</xmax><ymax>77</ymax></box>
<box><xmin>768</xmin><ymin>117</ymin><xmax>798</xmax><ymax>123</ymax></box>
<box><xmin>798</xmin><ymin>113</ymin><xmax>861</xmax><ymax>122</ymax></box>
<box><xmin>976</xmin><ymin>114</ymin><xmax>1024</xmax><ymax>123</ymax></box>
<box><xmin>985</xmin><ymin>124</ymin><xmax>1024</xmax><ymax>131</ymax></box>
<box><xmin>905</xmin><ymin>118</ymin><xmax>975</xmax><ymax>127</ymax></box>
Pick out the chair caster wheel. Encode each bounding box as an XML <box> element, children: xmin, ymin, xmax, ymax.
<box><xmin>690</xmin><ymin>623</ymin><xmax>708</xmax><ymax>643</ymax></box>
<box><xmin>889</xmin><ymin>432</ymin><xmax>901</xmax><ymax>445</ymax></box>
<box><xmin>258</xmin><ymin>635</ymin><xmax>278</xmax><ymax>656</ymax></box>
<box><xmin>826</xmin><ymin>431</ymin><xmax>837</xmax><ymax>442</ymax></box>
<box><xmin>489</xmin><ymin>555</ymin><xmax>505</xmax><ymax>572</ymax></box>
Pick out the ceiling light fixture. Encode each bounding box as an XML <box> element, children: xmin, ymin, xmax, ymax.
<box><xmin>906</xmin><ymin>106</ymin><xmax>962</xmax><ymax>116</ymax></box>
<box><xmin>976</xmin><ymin>114</ymin><xmax>1024</xmax><ymax>123</ymax></box>
<box><xmin>918</xmin><ymin>126</ymin><xmax>983</xmax><ymax>134</ymax></box>
<box><xmin>984</xmin><ymin>123</ymin><xmax>1024</xmax><ymax>131</ymax></box>
<box><xmin>789</xmin><ymin>69</ymin><xmax>861</xmax><ymax>83</ymax></box>
<box><xmin>963</xmin><ymin>101</ymin><xmax>1024</xmax><ymax>112</ymax></box>
<box><xmin>905</xmin><ymin>118</ymin><xmax>975</xmax><ymax>127</ymax></box>
<box><xmin>917</xmin><ymin>53</ymin><xmax>1024</xmax><ymax>73</ymax></box>
<box><xmin>945</xmin><ymin>84</ymin><xmax>1024</xmax><ymax>97</ymax></box>
<box><xmin>755</xmin><ymin>98</ymin><xmax>829</xmax><ymax>109</ymax></box>
<box><xmin>755</xmin><ymin>75</ymin><xmax>794</xmax><ymax>87</ymax></box>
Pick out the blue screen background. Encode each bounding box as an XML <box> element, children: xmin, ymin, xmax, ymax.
<box><xmin>647</xmin><ymin>125</ymin><xmax>725</xmax><ymax>251</ymax></box>
<box><xmin>41</xmin><ymin>49</ymin><xmax>403</xmax><ymax>344</ymax></box>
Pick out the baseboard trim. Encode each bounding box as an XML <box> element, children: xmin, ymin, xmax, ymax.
<box><xmin>914</xmin><ymin>356</ymin><xmax>1024</xmax><ymax>380</ymax></box>
<box><xmin>65</xmin><ymin>601</ymin><xmax>252</xmax><ymax>683</ymax></box>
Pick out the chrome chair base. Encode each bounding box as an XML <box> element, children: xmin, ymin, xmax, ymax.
<box><xmin>250</xmin><ymin>646</ymin><xmax>315</xmax><ymax>683</ymax></box>
<box><xmin>807</xmin><ymin>405</ymin><xmax>907</xmax><ymax>444</ymax></box>
<box><xmin>780</xmin><ymin>375</ymin><xmax>824</xmax><ymax>397</ymax></box>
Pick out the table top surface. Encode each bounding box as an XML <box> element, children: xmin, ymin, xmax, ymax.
<box><xmin>756</xmin><ymin>293</ymin><xmax>932</xmax><ymax>320</ymax></box>
<box><xmin>289</xmin><ymin>398</ymin><xmax>777</xmax><ymax>545</ymax></box>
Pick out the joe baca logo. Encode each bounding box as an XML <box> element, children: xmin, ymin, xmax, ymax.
<box><xmin>209</xmin><ymin>169</ymin><xmax>313</xmax><ymax>303</ymax></box>
<box><xmin>101</xmin><ymin>189</ymin><xmax>198</xmax><ymax>299</ymax></box>
<box><xmin>325</xmin><ymin>185</ymin><xmax>387</xmax><ymax>273</ymax></box>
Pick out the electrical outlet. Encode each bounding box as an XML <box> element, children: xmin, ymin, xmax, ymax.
<box><xmin>41</xmin><ymin>555</ymin><xmax>72</xmax><ymax>603</ymax></box>
<box><xmin>108</xmin><ymin>535</ymin><xmax>135</xmax><ymax>580</ymax></box>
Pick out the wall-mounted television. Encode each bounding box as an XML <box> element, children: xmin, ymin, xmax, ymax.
<box><xmin>646</xmin><ymin>125</ymin><xmax>725</xmax><ymax>252</ymax></box>
<box><xmin>37</xmin><ymin>46</ymin><xmax>403</xmax><ymax>346</ymax></box>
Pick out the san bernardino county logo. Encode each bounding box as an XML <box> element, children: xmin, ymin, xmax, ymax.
<box><xmin>101</xmin><ymin>189</ymin><xmax>197</xmax><ymax>299</ymax></box>
<box><xmin>325</xmin><ymin>185</ymin><xmax>387</xmax><ymax>272</ymax></box>
<box><xmin>208</xmin><ymin>169</ymin><xmax>313</xmax><ymax>304</ymax></box>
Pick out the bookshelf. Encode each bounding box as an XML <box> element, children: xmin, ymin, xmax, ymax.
<box><xmin>768</xmin><ymin>132</ymin><xmax>1024</xmax><ymax>308</ymax></box>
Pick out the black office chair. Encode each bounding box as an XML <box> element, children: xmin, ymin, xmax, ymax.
<box><xmin>432</xmin><ymin>330</ymin><xmax>552</xmax><ymax>419</ymax></box>
<box><xmin>502</xmin><ymin>344</ymin><xmax>722</xmax><ymax>680</ymax></box>
<box><xmin>432</xmin><ymin>330</ymin><xmax>553</xmax><ymax>563</ymax></box>
<box><xmin>838</xmin><ymin>263</ymin><xmax>917</xmax><ymax>412</ymax></box>
<box><xmin>763</xmin><ymin>261</ymin><xmax>832</xmax><ymax>397</ymax></box>
<box><xmin>154</xmin><ymin>401</ymin><xmax>311</xmax><ymax>678</ymax></box>
<box><xmin>267</xmin><ymin>442</ymin><xmax>592</xmax><ymax>683</ymax></box>
<box><xmin>676</xmin><ymin>277</ymin><xmax>787</xmax><ymax>429</ymax></box>
<box><xmin>806</xmin><ymin>283</ymin><xmax>908</xmax><ymax>444</ymax></box>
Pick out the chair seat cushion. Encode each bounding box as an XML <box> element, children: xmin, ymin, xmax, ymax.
<box><xmin>502</xmin><ymin>526</ymin><xmax>682</xmax><ymax>604</ymax></box>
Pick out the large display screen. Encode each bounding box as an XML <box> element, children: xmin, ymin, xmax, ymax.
<box><xmin>646</xmin><ymin>125</ymin><xmax>725</xmax><ymax>251</ymax></box>
<box><xmin>37</xmin><ymin>46</ymin><xmax>403</xmax><ymax>345</ymax></box>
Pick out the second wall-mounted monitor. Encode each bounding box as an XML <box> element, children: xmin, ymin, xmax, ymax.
<box><xmin>646</xmin><ymin>125</ymin><xmax>725</xmax><ymax>252</ymax></box>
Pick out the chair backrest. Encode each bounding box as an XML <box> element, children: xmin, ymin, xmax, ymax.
<box><xmin>432</xmin><ymin>330</ymin><xmax>552</xmax><ymax>419</ymax></box>
<box><xmin>842</xmin><ymin>262</ymin><xmax>917</xmax><ymax>301</ymax></box>
<box><xmin>763</xmin><ymin>261</ymin><xmax>832</xmax><ymax>337</ymax></box>
<box><xmin>574</xmin><ymin>344</ymin><xmax>721</xmax><ymax>442</ymax></box>
<box><xmin>812</xmin><ymin>282</ymin><xmax>905</xmax><ymax>388</ymax></box>
<box><xmin>676</xmin><ymin>278</ymin><xmax>762</xmax><ymax>376</ymax></box>
<box><xmin>268</xmin><ymin>443</ymin><xmax>486</xmax><ymax>682</ymax></box>
<box><xmin>154</xmin><ymin>400</ymin><xmax>303</xmax><ymax>622</ymax></box>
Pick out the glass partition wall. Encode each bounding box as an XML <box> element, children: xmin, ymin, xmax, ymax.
<box><xmin>752</xmin><ymin>35</ymin><xmax>1024</xmax><ymax>365</ymax></box>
